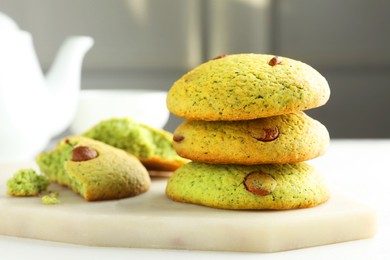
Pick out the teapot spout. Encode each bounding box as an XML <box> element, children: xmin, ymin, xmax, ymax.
<box><xmin>46</xmin><ymin>36</ymin><xmax>94</xmax><ymax>137</ymax></box>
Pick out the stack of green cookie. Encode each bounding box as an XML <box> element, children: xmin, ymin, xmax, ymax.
<box><xmin>165</xmin><ymin>53</ymin><xmax>331</xmax><ymax>210</ymax></box>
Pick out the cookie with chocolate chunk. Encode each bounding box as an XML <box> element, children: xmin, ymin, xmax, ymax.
<box><xmin>167</xmin><ymin>53</ymin><xmax>330</xmax><ymax>120</ymax></box>
<box><xmin>172</xmin><ymin>112</ymin><xmax>329</xmax><ymax>164</ymax></box>
<box><xmin>166</xmin><ymin>162</ymin><xmax>329</xmax><ymax>210</ymax></box>
<box><xmin>36</xmin><ymin>136</ymin><xmax>151</xmax><ymax>201</ymax></box>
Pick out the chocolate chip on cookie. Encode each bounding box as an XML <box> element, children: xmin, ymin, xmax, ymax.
<box><xmin>244</xmin><ymin>172</ymin><xmax>277</xmax><ymax>196</ymax></box>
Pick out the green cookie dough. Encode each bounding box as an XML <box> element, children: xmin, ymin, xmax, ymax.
<box><xmin>7</xmin><ymin>168</ymin><xmax>49</xmax><ymax>197</ymax></box>
<box><xmin>83</xmin><ymin>118</ymin><xmax>188</xmax><ymax>171</ymax></box>
<box><xmin>36</xmin><ymin>136</ymin><xmax>151</xmax><ymax>201</ymax></box>
<box><xmin>166</xmin><ymin>162</ymin><xmax>329</xmax><ymax>210</ymax></box>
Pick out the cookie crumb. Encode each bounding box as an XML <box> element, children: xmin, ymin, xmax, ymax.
<box><xmin>7</xmin><ymin>168</ymin><xmax>49</xmax><ymax>197</ymax></box>
<box><xmin>42</xmin><ymin>192</ymin><xmax>60</xmax><ymax>205</ymax></box>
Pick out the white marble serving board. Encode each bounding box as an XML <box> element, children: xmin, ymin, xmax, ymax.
<box><xmin>0</xmin><ymin>162</ymin><xmax>377</xmax><ymax>253</ymax></box>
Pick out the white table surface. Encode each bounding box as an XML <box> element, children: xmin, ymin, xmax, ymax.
<box><xmin>1</xmin><ymin>139</ymin><xmax>389</xmax><ymax>260</ymax></box>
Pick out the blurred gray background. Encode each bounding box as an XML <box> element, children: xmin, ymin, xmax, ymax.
<box><xmin>1</xmin><ymin>0</ymin><xmax>389</xmax><ymax>138</ymax></box>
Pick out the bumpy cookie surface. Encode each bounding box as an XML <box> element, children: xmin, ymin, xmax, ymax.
<box><xmin>166</xmin><ymin>162</ymin><xmax>329</xmax><ymax>210</ymax></box>
<box><xmin>83</xmin><ymin>118</ymin><xmax>188</xmax><ymax>172</ymax></box>
<box><xmin>7</xmin><ymin>168</ymin><xmax>49</xmax><ymax>197</ymax></box>
<box><xmin>36</xmin><ymin>136</ymin><xmax>151</xmax><ymax>201</ymax></box>
<box><xmin>173</xmin><ymin>112</ymin><xmax>329</xmax><ymax>164</ymax></box>
<box><xmin>167</xmin><ymin>53</ymin><xmax>330</xmax><ymax>120</ymax></box>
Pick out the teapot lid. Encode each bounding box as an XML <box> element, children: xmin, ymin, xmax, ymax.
<box><xmin>0</xmin><ymin>12</ymin><xmax>20</xmax><ymax>31</ymax></box>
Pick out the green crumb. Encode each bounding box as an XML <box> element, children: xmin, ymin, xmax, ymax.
<box><xmin>7</xmin><ymin>168</ymin><xmax>50</xmax><ymax>197</ymax></box>
<box><xmin>42</xmin><ymin>192</ymin><xmax>60</xmax><ymax>205</ymax></box>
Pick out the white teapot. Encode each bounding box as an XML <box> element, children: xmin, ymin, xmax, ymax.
<box><xmin>0</xmin><ymin>12</ymin><xmax>94</xmax><ymax>163</ymax></box>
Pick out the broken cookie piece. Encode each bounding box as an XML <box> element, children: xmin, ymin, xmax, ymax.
<box><xmin>36</xmin><ymin>136</ymin><xmax>151</xmax><ymax>201</ymax></box>
<box><xmin>83</xmin><ymin>118</ymin><xmax>188</xmax><ymax>172</ymax></box>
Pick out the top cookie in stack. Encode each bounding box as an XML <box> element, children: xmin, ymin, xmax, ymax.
<box><xmin>167</xmin><ymin>54</ymin><xmax>330</xmax><ymax>121</ymax></box>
